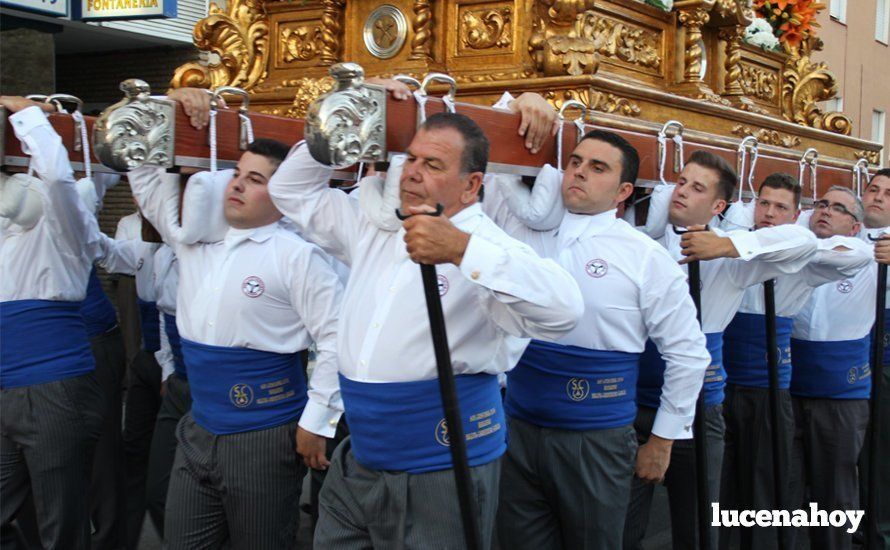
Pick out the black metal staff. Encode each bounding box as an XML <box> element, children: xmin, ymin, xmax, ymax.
<box><xmin>675</xmin><ymin>226</ymin><xmax>711</xmax><ymax>550</ymax></box>
<box><xmin>398</xmin><ymin>204</ymin><xmax>480</xmax><ymax>550</ymax></box>
<box><xmin>867</xmin><ymin>236</ymin><xmax>887</xmax><ymax>550</ymax></box>
<box><xmin>763</xmin><ymin>279</ymin><xmax>786</xmax><ymax>550</ymax></box>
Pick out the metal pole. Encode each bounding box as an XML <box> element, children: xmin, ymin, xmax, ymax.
<box><xmin>763</xmin><ymin>279</ymin><xmax>786</xmax><ymax>550</ymax></box>
<box><xmin>687</xmin><ymin>258</ymin><xmax>712</xmax><ymax>550</ymax></box>
<box><xmin>867</xmin><ymin>261</ymin><xmax>887</xmax><ymax>549</ymax></box>
<box><xmin>400</xmin><ymin>205</ymin><xmax>480</xmax><ymax>550</ymax></box>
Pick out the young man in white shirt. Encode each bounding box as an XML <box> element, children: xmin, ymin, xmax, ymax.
<box><xmin>0</xmin><ymin>96</ymin><xmax>106</xmax><ymax>549</ymax></box>
<box><xmin>623</xmin><ymin>151</ymin><xmax>818</xmax><ymax>550</ymax></box>
<box><xmin>128</xmin><ymin>88</ymin><xmax>344</xmax><ymax>548</ymax></box>
<box><xmin>268</xmin><ymin>109</ymin><xmax>583</xmax><ymax>549</ymax></box>
<box><xmin>480</xmin><ymin>129</ymin><xmax>711</xmax><ymax>550</ymax></box>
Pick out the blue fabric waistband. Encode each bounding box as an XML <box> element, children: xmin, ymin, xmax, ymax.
<box><xmin>505</xmin><ymin>339</ymin><xmax>640</xmax><ymax>430</ymax></box>
<box><xmin>79</xmin><ymin>267</ymin><xmax>118</xmax><ymax>337</ymax></box>
<box><xmin>138</xmin><ymin>299</ymin><xmax>160</xmax><ymax>352</ymax></box>
<box><xmin>723</xmin><ymin>313</ymin><xmax>793</xmax><ymax>389</ymax></box>
<box><xmin>1</xmin><ymin>300</ymin><xmax>95</xmax><ymax>388</ymax></box>
<box><xmin>163</xmin><ymin>314</ymin><xmax>186</xmax><ymax>379</ymax></box>
<box><xmin>182</xmin><ymin>338</ymin><xmax>307</xmax><ymax>434</ymax></box>
<box><xmin>638</xmin><ymin>332</ymin><xmax>725</xmax><ymax>408</ymax></box>
<box><xmin>339</xmin><ymin>373</ymin><xmax>506</xmax><ymax>474</ymax></box>
<box><xmin>790</xmin><ymin>337</ymin><xmax>871</xmax><ymax>399</ymax></box>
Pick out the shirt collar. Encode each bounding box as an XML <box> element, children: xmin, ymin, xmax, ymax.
<box><xmin>223</xmin><ymin>220</ymin><xmax>280</xmax><ymax>249</ymax></box>
<box><xmin>556</xmin><ymin>209</ymin><xmax>617</xmax><ymax>248</ymax></box>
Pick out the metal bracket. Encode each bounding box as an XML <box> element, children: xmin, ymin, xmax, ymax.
<box><xmin>305</xmin><ymin>63</ymin><xmax>387</xmax><ymax>169</ymax></box>
<box><xmin>92</xmin><ymin>79</ymin><xmax>176</xmax><ymax>172</ymax></box>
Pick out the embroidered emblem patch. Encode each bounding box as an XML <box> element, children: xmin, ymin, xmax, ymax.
<box><xmin>242</xmin><ymin>276</ymin><xmax>265</xmax><ymax>298</ymax></box>
<box><xmin>566</xmin><ymin>378</ymin><xmax>590</xmax><ymax>401</ymax></box>
<box><xmin>435</xmin><ymin>418</ymin><xmax>450</xmax><ymax>446</ymax></box>
<box><xmin>437</xmin><ymin>274</ymin><xmax>449</xmax><ymax>296</ymax></box>
<box><xmin>836</xmin><ymin>280</ymin><xmax>853</xmax><ymax>294</ymax></box>
<box><xmin>229</xmin><ymin>383</ymin><xmax>254</xmax><ymax>407</ymax></box>
<box><xmin>585</xmin><ymin>259</ymin><xmax>608</xmax><ymax>278</ymax></box>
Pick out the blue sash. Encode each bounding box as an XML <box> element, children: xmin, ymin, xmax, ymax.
<box><xmin>723</xmin><ymin>313</ymin><xmax>793</xmax><ymax>389</ymax></box>
<box><xmin>0</xmin><ymin>300</ymin><xmax>96</xmax><ymax>388</ymax></box>
<box><xmin>638</xmin><ymin>332</ymin><xmax>725</xmax><ymax>408</ymax></box>
<box><xmin>163</xmin><ymin>314</ymin><xmax>186</xmax><ymax>379</ymax></box>
<box><xmin>182</xmin><ymin>338</ymin><xmax>307</xmax><ymax>435</ymax></box>
<box><xmin>138</xmin><ymin>299</ymin><xmax>161</xmax><ymax>352</ymax></box>
<box><xmin>505</xmin><ymin>339</ymin><xmax>640</xmax><ymax>430</ymax></box>
<box><xmin>790</xmin><ymin>337</ymin><xmax>871</xmax><ymax>399</ymax></box>
<box><xmin>339</xmin><ymin>373</ymin><xmax>506</xmax><ymax>474</ymax></box>
<box><xmin>78</xmin><ymin>267</ymin><xmax>118</xmax><ymax>337</ymax></box>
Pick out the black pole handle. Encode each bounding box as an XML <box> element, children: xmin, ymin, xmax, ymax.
<box><xmin>764</xmin><ymin>279</ymin><xmax>787</xmax><ymax>550</ymax></box>
<box><xmin>867</xmin><ymin>241</ymin><xmax>887</xmax><ymax>549</ymax></box>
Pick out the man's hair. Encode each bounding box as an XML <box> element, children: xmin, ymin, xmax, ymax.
<box><xmin>685</xmin><ymin>150</ymin><xmax>737</xmax><ymax>203</ymax></box>
<box><xmin>870</xmin><ymin>168</ymin><xmax>890</xmax><ymax>184</ymax></box>
<box><xmin>824</xmin><ymin>185</ymin><xmax>864</xmax><ymax>222</ymax></box>
<box><xmin>246</xmin><ymin>138</ymin><xmax>290</xmax><ymax>168</ymax></box>
<box><xmin>758</xmin><ymin>172</ymin><xmax>801</xmax><ymax>206</ymax></box>
<box><xmin>420</xmin><ymin>112</ymin><xmax>489</xmax><ymax>199</ymax></box>
<box><xmin>578</xmin><ymin>129</ymin><xmax>640</xmax><ymax>185</ymax></box>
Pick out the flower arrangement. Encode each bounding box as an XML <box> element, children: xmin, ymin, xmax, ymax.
<box><xmin>645</xmin><ymin>0</ymin><xmax>674</xmax><ymax>12</ymax></box>
<box><xmin>744</xmin><ymin>17</ymin><xmax>781</xmax><ymax>50</ymax></box>
<box><xmin>754</xmin><ymin>0</ymin><xmax>825</xmax><ymax>49</ymax></box>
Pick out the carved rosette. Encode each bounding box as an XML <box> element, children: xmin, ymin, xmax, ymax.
<box><xmin>781</xmin><ymin>38</ymin><xmax>852</xmax><ymax>135</ymax></box>
<box><xmin>678</xmin><ymin>7</ymin><xmax>710</xmax><ymax>82</ymax></box>
<box><xmin>319</xmin><ymin>0</ymin><xmax>346</xmax><ymax>65</ymax></box>
<box><xmin>93</xmin><ymin>80</ymin><xmax>176</xmax><ymax>172</ymax></box>
<box><xmin>170</xmin><ymin>0</ymin><xmax>269</xmax><ymax>91</ymax></box>
<box><xmin>409</xmin><ymin>0</ymin><xmax>433</xmax><ymax>60</ymax></box>
<box><xmin>461</xmin><ymin>7</ymin><xmax>512</xmax><ymax>50</ymax></box>
<box><xmin>280</xmin><ymin>25</ymin><xmax>323</xmax><ymax>63</ymax></box>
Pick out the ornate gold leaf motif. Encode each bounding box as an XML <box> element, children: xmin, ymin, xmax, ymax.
<box><xmin>586</xmin><ymin>13</ymin><xmax>661</xmax><ymax>70</ymax></box>
<box><xmin>461</xmin><ymin>8</ymin><xmax>512</xmax><ymax>50</ymax></box>
<box><xmin>731</xmin><ymin>124</ymin><xmax>802</xmax><ymax>148</ymax></box>
<box><xmin>285</xmin><ymin>76</ymin><xmax>336</xmax><ymax>118</ymax></box>
<box><xmin>739</xmin><ymin>63</ymin><xmax>777</xmax><ymax>102</ymax></box>
<box><xmin>546</xmin><ymin>88</ymin><xmax>642</xmax><ymax>118</ymax></box>
<box><xmin>170</xmin><ymin>0</ymin><xmax>269</xmax><ymax>91</ymax></box>
<box><xmin>280</xmin><ymin>24</ymin><xmax>323</xmax><ymax>63</ymax></box>
<box><xmin>781</xmin><ymin>37</ymin><xmax>852</xmax><ymax>135</ymax></box>
<box><xmin>855</xmin><ymin>150</ymin><xmax>881</xmax><ymax>165</ymax></box>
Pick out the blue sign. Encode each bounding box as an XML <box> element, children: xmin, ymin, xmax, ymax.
<box><xmin>1</xmin><ymin>0</ymin><xmax>68</xmax><ymax>17</ymax></box>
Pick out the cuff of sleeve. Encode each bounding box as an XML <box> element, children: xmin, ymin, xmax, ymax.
<box><xmin>299</xmin><ymin>400</ymin><xmax>343</xmax><ymax>438</ymax></box>
<box><xmin>10</xmin><ymin>106</ymin><xmax>50</xmax><ymax>140</ymax></box>
<box><xmin>158</xmin><ymin>359</ymin><xmax>175</xmax><ymax>383</ymax></box>
<box><xmin>459</xmin><ymin>233</ymin><xmax>505</xmax><ymax>287</ymax></box>
<box><xmin>727</xmin><ymin>231</ymin><xmax>760</xmax><ymax>260</ymax></box>
<box><xmin>492</xmin><ymin>91</ymin><xmax>515</xmax><ymax>112</ymax></box>
<box><xmin>652</xmin><ymin>408</ymin><xmax>695</xmax><ymax>440</ymax></box>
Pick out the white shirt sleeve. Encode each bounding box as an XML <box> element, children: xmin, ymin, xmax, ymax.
<box><xmin>127</xmin><ymin>166</ymin><xmax>184</xmax><ymax>250</ymax></box>
<box><xmin>96</xmin><ymin>232</ymin><xmax>141</xmax><ymax>275</ymax></box>
<box><xmin>458</xmin><ymin>223</ymin><xmax>584</xmax><ymax>341</ymax></box>
<box><xmin>268</xmin><ymin>143</ymin><xmax>361</xmax><ymax>265</ymax></box>
<box><xmin>798</xmin><ymin>235</ymin><xmax>873</xmax><ymax>287</ymax></box>
<box><xmin>290</xmin><ymin>245</ymin><xmax>345</xmax><ymax>438</ymax></box>
<box><xmin>723</xmin><ymin>224</ymin><xmax>818</xmax><ymax>288</ymax></box>
<box><xmin>156</xmin><ymin>313</ymin><xmax>175</xmax><ymax>382</ymax></box>
<box><xmin>634</xmin><ymin>184</ymin><xmax>674</xmax><ymax>239</ymax></box>
<box><xmin>640</xmin><ymin>247</ymin><xmax>710</xmax><ymax>440</ymax></box>
<box><xmin>10</xmin><ymin>106</ymin><xmax>101</xmax><ymax>261</ymax></box>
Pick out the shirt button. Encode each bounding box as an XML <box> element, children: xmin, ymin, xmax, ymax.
<box><xmin>208</xmin><ymin>321</ymin><xmax>214</xmax><ymax>326</ymax></box>
<box><xmin>471</xmin><ymin>271</ymin><xmax>481</xmax><ymax>280</ymax></box>
<box><xmin>329</xmin><ymin>419</ymin><xmax>337</xmax><ymax>426</ymax></box>
<box><xmin>372</xmin><ymin>323</ymin><xmax>380</xmax><ymax>328</ymax></box>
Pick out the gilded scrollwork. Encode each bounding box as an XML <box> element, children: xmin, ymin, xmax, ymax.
<box><xmin>855</xmin><ymin>150</ymin><xmax>881</xmax><ymax>165</ymax></box>
<box><xmin>409</xmin><ymin>0</ymin><xmax>433</xmax><ymax>60</ymax></box>
<box><xmin>461</xmin><ymin>8</ymin><xmax>512</xmax><ymax>50</ymax></box>
<box><xmin>279</xmin><ymin>24</ymin><xmax>323</xmax><ymax>63</ymax></box>
<box><xmin>285</xmin><ymin>77</ymin><xmax>336</xmax><ymax>118</ymax></box>
<box><xmin>587</xmin><ymin>14</ymin><xmax>661</xmax><ymax>70</ymax></box>
<box><xmin>739</xmin><ymin>63</ymin><xmax>777</xmax><ymax>102</ymax></box>
<box><xmin>545</xmin><ymin>88</ymin><xmax>642</xmax><ymax>118</ymax></box>
<box><xmin>781</xmin><ymin>37</ymin><xmax>852</xmax><ymax>135</ymax></box>
<box><xmin>169</xmin><ymin>0</ymin><xmax>269</xmax><ymax>91</ymax></box>
<box><xmin>731</xmin><ymin>124</ymin><xmax>802</xmax><ymax>148</ymax></box>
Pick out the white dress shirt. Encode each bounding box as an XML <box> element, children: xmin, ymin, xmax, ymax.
<box><xmin>483</xmin><ymin>179</ymin><xmax>711</xmax><ymax>439</ymax></box>
<box><xmin>1</xmin><ymin>107</ymin><xmax>100</xmax><ymax>302</ymax></box>
<box><xmin>153</xmin><ymin>244</ymin><xmax>179</xmax><ymax>381</ymax></box>
<box><xmin>268</xmin><ymin>143</ymin><xmax>584</xmax><ymax>387</ymax></box>
<box><xmin>115</xmin><ymin>212</ymin><xmax>142</xmax><ymax>241</ymax></box>
<box><xmin>127</xmin><ymin>165</ymin><xmax>344</xmax><ymax>437</ymax></box>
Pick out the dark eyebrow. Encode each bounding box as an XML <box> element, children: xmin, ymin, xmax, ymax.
<box><xmin>247</xmin><ymin>171</ymin><xmax>268</xmax><ymax>182</ymax></box>
<box><xmin>569</xmin><ymin>154</ymin><xmax>612</xmax><ymax>170</ymax></box>
<box><xmin>405</xmin><ymin>148</ymin><xmax>444</xmax><ymax>166</ymax></box>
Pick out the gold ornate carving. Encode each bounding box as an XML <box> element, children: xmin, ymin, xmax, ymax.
<box><xmin>169</xmin><ymin>0</ymin><xmax>269</xmax><ymax>90</ymax></box>
<box><xmin>731</xmin><ymin>124</ymin><xmax>802</xmax><ymax>148</ymax></box>
<box><xmin>678</xmin><ymin>7</ymin><xmax>710</xmax><ymax>82</ymax></box>
<box><xmin>719</xmin><ymin>26</ymin><xmax>744</xmax><ymax>96</ymax></box>
<box><xmin>781</xmin><ymin>37</ymin><xmax>852</xmax><ymax>135</ymax></box>
<box><xmin>279</xmin><ymin>24</ymin><xmax>323</xmax><ymax>63</ymax></box>
<box><xmin>546</xmin><ymin>88</ymin><xmax>642</xmax><ymax>118</ymax></box>
<box><xmin>528</xmin><ymin>0</ymin><xmax>596</xmax><ymax>71</ymax></box>
<box><xmin>319</xmin><ymin>0</ymin><xmax>345</xmax><ymax>65</ymax></box>
<box><xmin>588</xmin><ymin>14</ymin><xmax>661</xmax><ymax>70</ymax></box>
<box><xmin>855</xmin><ymin>150</ymin><xmax>881</xmax><ymax>165</ymax></box>
<box><xmin>284</xmin><ymin>76</ymin><xmax>336</xmax><ymax>118</ymax></box>
<box><xmin>454</xmin><ymin>69</ymin><xmax>536</xmax><ymax>83</ymax></box>
<box><xmin>409</xmin><ymin>0</ymin><xmax>433</xmax><ymax>60</ymax></box>
<box><xmin>739</xmin><ymin>63</ymin><xmax>777</xmax><ymax>102</ymax></box>
<box><xmin>461</xmin><ymin>8</ymin><xmax>512</xmax><ymax>50</ymax></box>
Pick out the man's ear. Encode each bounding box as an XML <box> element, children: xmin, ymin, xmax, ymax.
<box><xmin>711</xmin><ymin>198</ymin><xmax>728</xmax><ymax>217</ymax></box>
<box><xmin>461</xmin><ymin>172</ymin><xmax>485</xmax><ymax>204</ymax></box>
<box><xmin>617</xmin><ymin>181</ymin><xmax>634</xmax><ymax>204</ymax></box>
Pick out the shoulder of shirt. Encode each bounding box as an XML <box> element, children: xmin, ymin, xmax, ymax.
<box><xmin>270</xmin><ymin>224</ymin><xmax>331</xmax><ymax>260</ymax></box>
<box><xmin>474</xmin><ymin>212</ymin><xmax>535</xmax><ymax>250</ymax></box>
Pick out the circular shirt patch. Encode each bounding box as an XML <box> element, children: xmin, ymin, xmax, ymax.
<box><xmin>435</xmin><ymin>418</ymin><xmax>450</xmax><ymax>447</ymax></box>
<box><xmin>229</xmin><ymin>383</ymin><xmax>254</xmax><ymax>407</ymax></box>
<box><xmin>437</xmin><ymin>274</ymin><xmax>449</xmax><ymax>296</ymax></box>
<box><xmin>242</xmin><ymin>276</ymin><xmax>265</xmax><ymax>298</ymax></box>
<box><xmin>847</xmin><ymin>367</ymin><xmax>858</xmax><ymax>384</ymax></box>
<box><xmin>136</xmin><ymin>258</ymin><xmax>144</xmax><ymax>271</ymax></box>
<box><xmin>585</xmin><ymin>259</ymin><xmax>608</xmax><ymax>278</ymax></box>
<box><xmin>566</xmin><ymin>378</ymin><xmax>590</xmax><ymax>402</ymax></box>
<box><xmin>836</xmin><ymin>280</ymin><xmax>853</xmax><ymax>294</ymax></box>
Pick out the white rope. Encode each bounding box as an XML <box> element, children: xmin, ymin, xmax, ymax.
<box><xmin>810</xmin><ymin>158</ymin><xmax>818</xmax><ymax>202</ymax></box>
<box><xmin>657</xmin><ymin>134</ymin><xmax>669</xmax><ymax>185</ymax></box>
<box><xmin>556</xmin><ymin>115</ymin><xmax>565</xmax><ymax>173</ymax></box>
<box><xmin>72</xmin><ymin>111</ymin><xmax>91</xmax><ymax>180</ymax></box>
<box><xmin>356</xmin><ymin>161</ymin><xmax>365</xmax><ymax>182</ymax></box>
<box><xmin>747</xmin><ymin>146</ymin><xmax>759</xmax><ymax>198</ymax></box>
<box><xmin>209</xmin><ymin>109</ymin><xmax>218</xmax><ymax>174</ymax></box>
<box><xmin>442</xmin><ymin>94</ymin><xmax>456</xmax><ymax>114</ymax></box>
<box><xmin>737</xmin><ymin>145</ymin><xmax>748</xmax><ymax>202</ymax></box>
<box><xmin>797</xmin><ymin>158</ymin><xmax>806</xmax><ymax>209</ymax></box>
<box><xmin>854</xmin><ymin>162</ymin><xmax>869</xmax><ymax>197</ymax></box>
<box><xmin>673</xmin><ymin>134</ymin><xmax>685</xmax><ymax>171</ymax></box>
<box><xmin>240</xmin><ymin>112</ymin><xmax>254</xmax><ymax>145</ymax></box>
<box><xmin>413</xmin><ymin>90</ymin><xmax>429</xmax><ymax>125</ymax></box>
